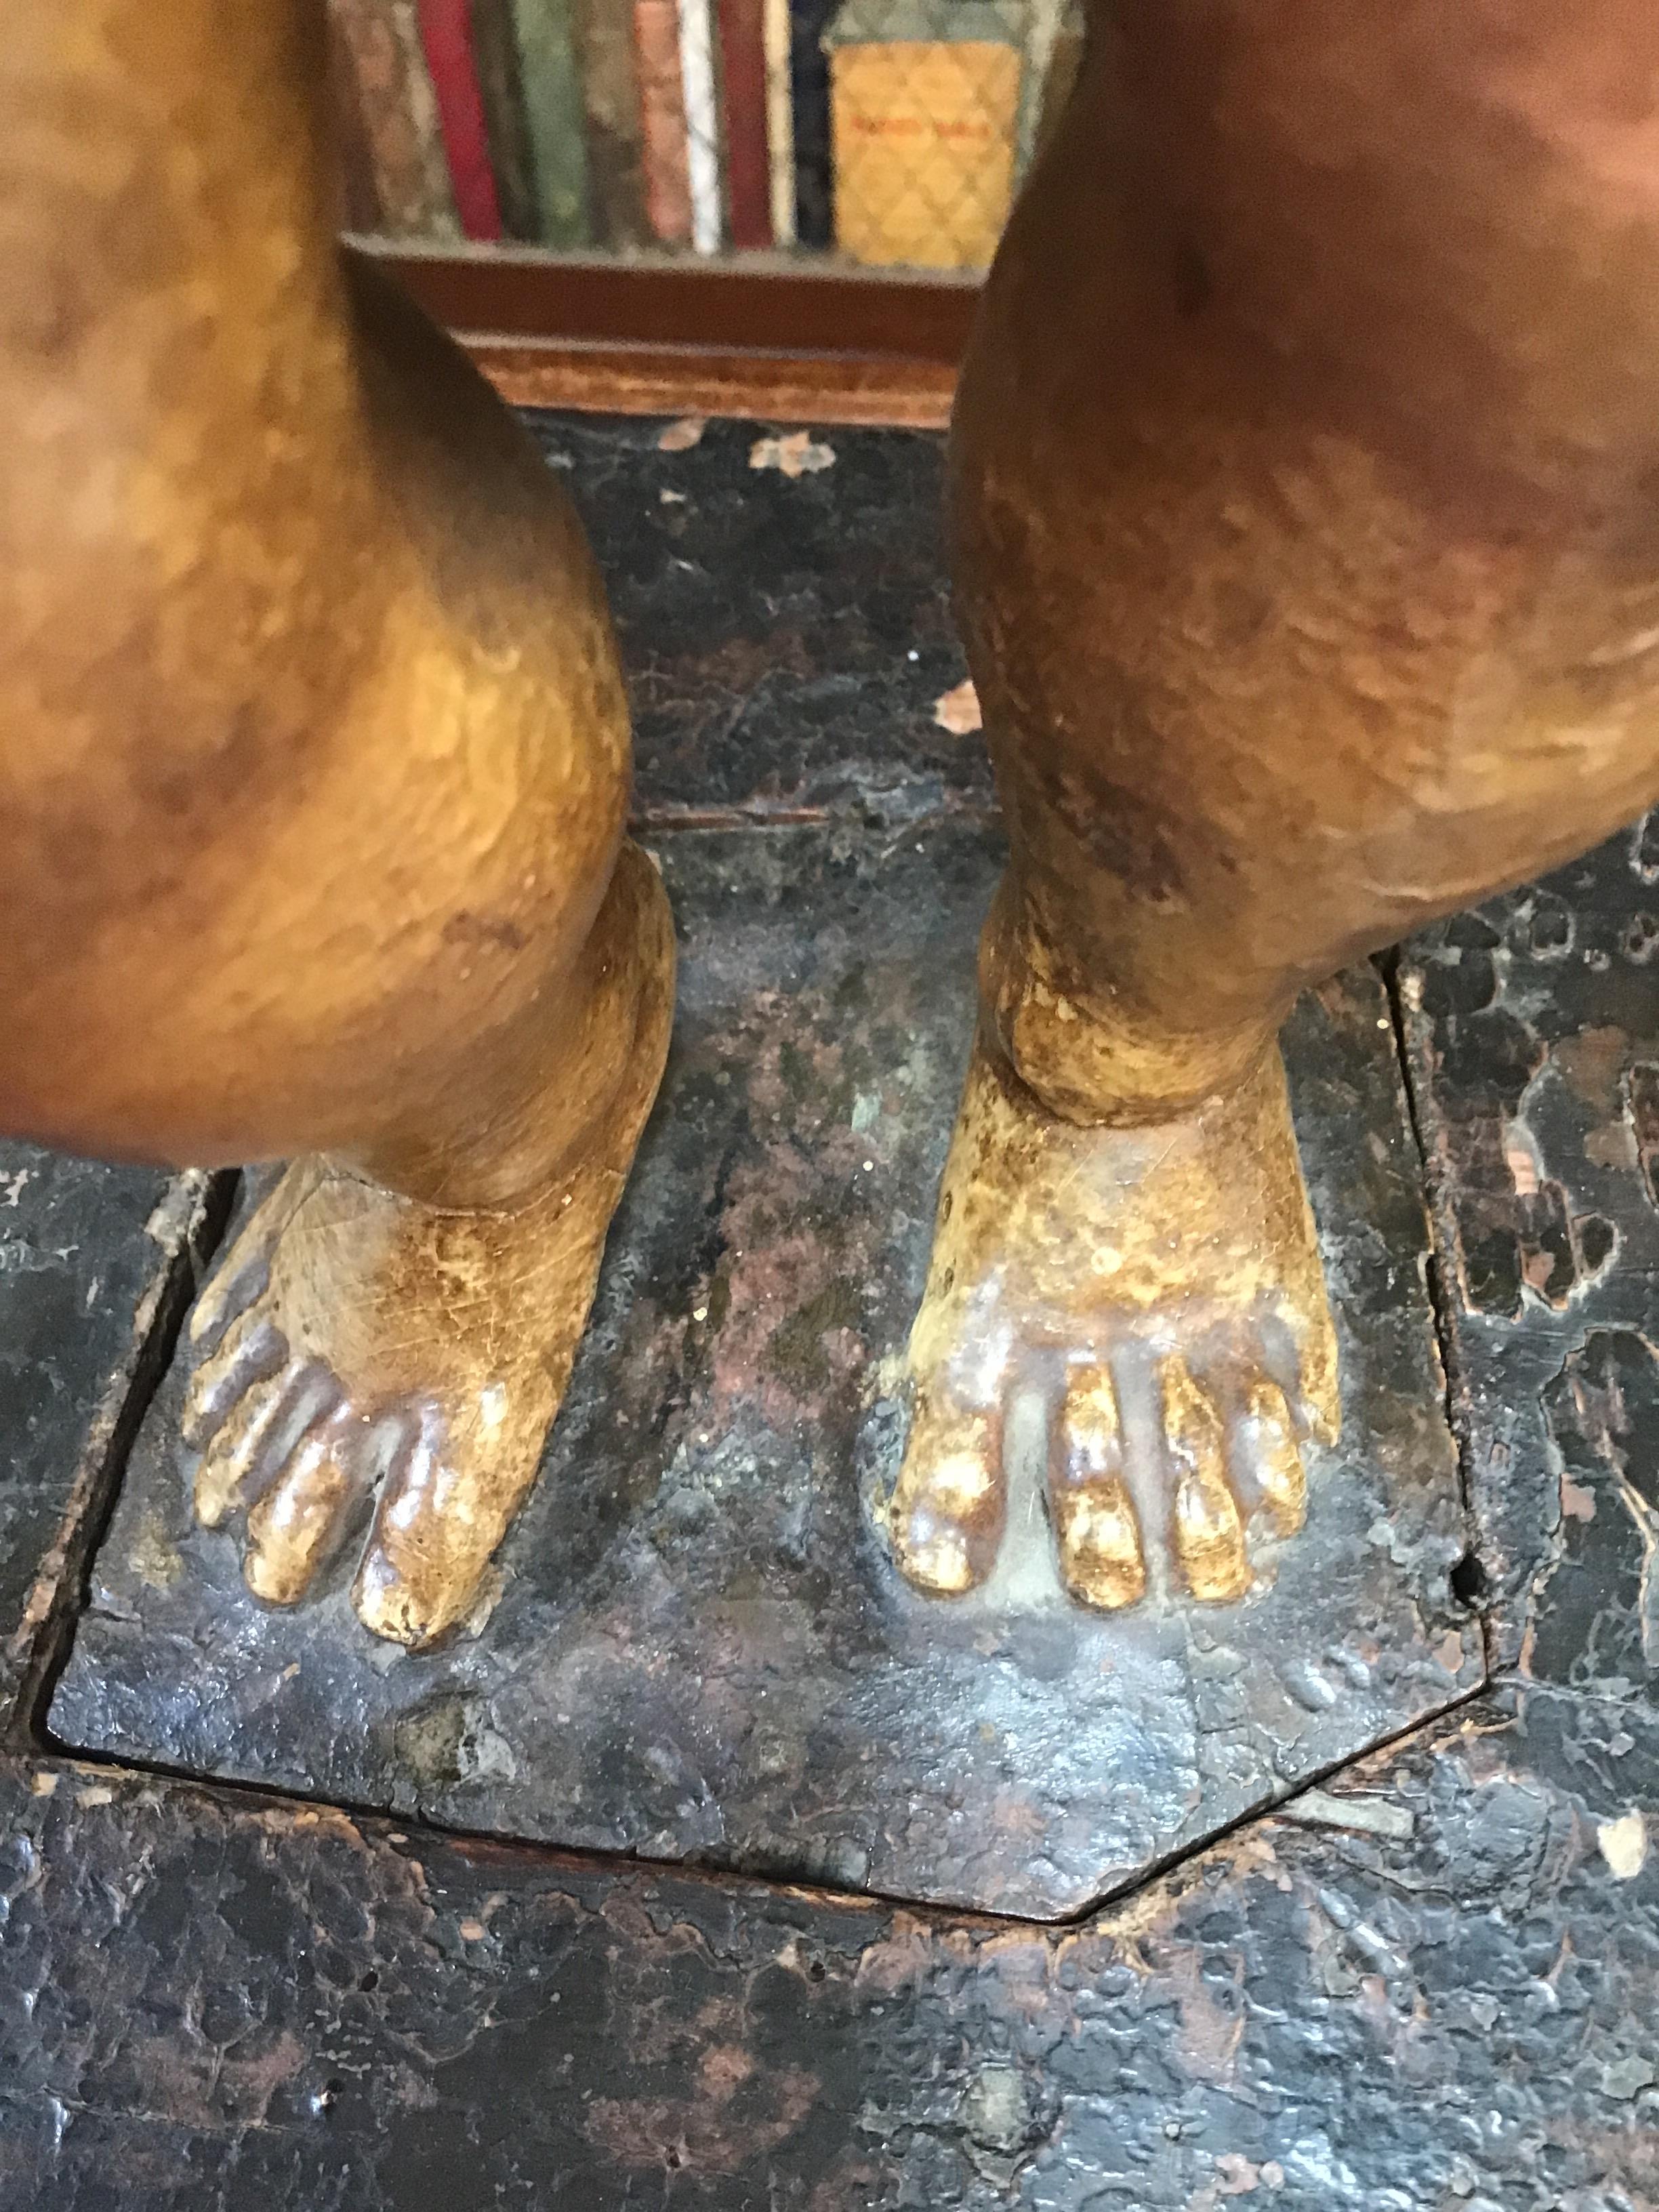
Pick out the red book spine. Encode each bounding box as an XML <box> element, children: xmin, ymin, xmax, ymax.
<box><xmin>718</xmin><ymin>0</ymin><xmax>771</xmax><ymax>249</ymax></box>
<box><xmin>416</xmin><ymin>0</ymin><xmax>504</xmax><ymax>240</ymax></box>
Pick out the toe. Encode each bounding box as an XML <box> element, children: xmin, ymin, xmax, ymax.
<box><xmin>351</xmin><ymin>1416</ymin><xmax>457</xmax><ymax>1647</ymax></box>
<box><xmin>243</xmin><ymin>1407</ymin><xmax>401</xmax><ymax>1606</ymax></box>
<box><xmin>188</xmin><ymin>1165</ymin><xmax>318</xmax><ymax>1352</ymax></box>
<box><xmin>352</xmin><ymin>1397</ymin><xmax>535</xmax><ymax>1648</ymax></box>
<box><xmin>188</xmin><ymin>1251</ymin><xmax>270</xmax><ymax>1359</ymax></box>
<box><xmin>1050</xmin><ymin>1361</ymin><xmax>1145</xmax><ymax>1610</ymax></box>
<box><xmin>182</xmin><ymin>1312</ymin><xmax>287</xmax><ymax>1451</ymax></box>
<box><xmin>325</xmin><ymin>1358</ymin><xmax>560</xmax><ymax>1646</ymax></box>
<box><xmin>1161</xmin><ymin>1355</ymin><xmax>1252</xmax><ymax>1602</ymax></box>
<box><xmin>888</xmin><ymin>1396</ymin><xmax>1006</xmax><ymax>1597</ymax></box>
<box><xmin>193</xmin><ymin>1361</ymin><xmax>340</xmax><ymax>1530</ymax></box>
<box><xmin>194</xmin><ymin>1367</ymin><xmax>288</xmax><ymax>1527</ymax></box>
<box><xmin>1234</xmin><ymin>1377</ymin><xmax>1307</xmax><ymax>1536</ymax></box>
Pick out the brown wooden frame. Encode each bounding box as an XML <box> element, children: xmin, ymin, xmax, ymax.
<box><xmin>367</xmin><ymin>243</ymin><xmax>975</xmax><ymax>427</ymax></box>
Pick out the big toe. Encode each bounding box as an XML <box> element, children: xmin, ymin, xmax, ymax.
<box><xmin>888</xmin><ymin>1398</ymin><xmax>1006</xmax><ymax>1597</ymax></box>
<box><xmin>350</xmin><ymin>1406</ymin><xmax>523</xmax><ymax>1648</ymax></box>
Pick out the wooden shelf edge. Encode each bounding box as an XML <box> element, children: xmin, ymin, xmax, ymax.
<box><xmin>367</xmin><ymin>241</ymin><xmax>980</xmax><ymax>359</ymax></box>
<box><xmin>362</xmin><ymin>243</ymin><xmax>972</xmax><ymax>427</ymax></box>
<box><xmin>464</xmin><ymin>337</ymin><xmax>956</xmax><ymax>430</ymax></box>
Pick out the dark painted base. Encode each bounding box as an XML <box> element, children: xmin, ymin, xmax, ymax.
<box><xmin>1401</xmin><ymin>815</ymin><xmax>1659</xmax><ymax>1714</ymax></box>
<box><xmin>5</xmin><ymin>1683</ymin><xmax>1656</xmax><ymax>2211</ymax></box>
<box><xmin>54</xmin><ymin>826</ymin><xmax>1476</xmax><ymax>1917</ymax></box>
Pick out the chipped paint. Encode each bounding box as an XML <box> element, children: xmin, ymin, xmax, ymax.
<box><xmin>749</xmin><ymin>431</ymin><xmax>836</xmax><ymax>478</ymax></box>
<box><xmin>1597</xmin><ymin>1808</ymin><xmax>1647</xmax><ymax>1877</ymax></box>
<box><xmin>934</xmin><ymin>678</ymin><xmax>983</xmax><ymax>734</ymax></box>
<box><xmin>1275</xmin><ymin>1788</ymin><xmax>1415</xmax><ymax>1841</ymax></box>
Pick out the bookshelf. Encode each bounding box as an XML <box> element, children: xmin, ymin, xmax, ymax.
<box><xmin>334</xmin><ymin>0</ymin><xmax>1084</xmax><ymax>422</ymax></box>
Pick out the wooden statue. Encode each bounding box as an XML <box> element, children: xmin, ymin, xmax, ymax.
<box><xmin>8</xmin><ymin>0</ymin><xmax>1659</xmax><ymax>1650</ymax></box>
<box><xmin>890</xmin><ymin>0</ymin><xmax>1659</xmax><ymax>1608</ymax></box>
<box><xmin>1</xmin><ymin>0</ymin><xmax>674</xmax><ymax>1645</ymax></box>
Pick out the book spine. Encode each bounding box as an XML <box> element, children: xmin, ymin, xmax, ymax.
<box><xmin>326</xmin><ymin>1</ymin><xmax>384</xmax><ymax>232</ymax></box>
<box><xmin>1012</xmin><ymin>0</ymin><xmax>1063</xmax><ymax>187</ymax></box>
<box><xmin>832</xmin><ymin>39</ymin><xmax>1021</xmax><ymax>269</ymax></box>
<box><xmin>389</xmin><ymin>2</ymin><xmax>466</xmax><ymax>235</ymax></box>
<box><xmin>717</xmin><ymin>0</ymin><xmax>772</xmax><ymax>249</ymax></box>
<box><xmin>762</xmin><ymin>0</ymin><xmax>796</xmax><ymax>247</ymax></box>
<box><xmin>571</xmin><ymin>0</ymin><xmax>651</xmax><ymax>246</ymax></box>
<box><xmin>417</xmin><ymin>0</ymin><xmax>506</xmax><ymax>239</ymax></box>
<box><xmin>470</xmin><ymin>0</ymin><xmax>545</xmax><ymax>239</ymax></box>
<box><xmin>634</xmin><ymin>0</ymin><xmax>694</xmax><ymax>244</ymax></box>
<box><xmin>510</xmin><ymin>0</ymin><xmax>595</xmax><ymax>245</ymax></box>
<box><xmin>678</xmin><ymin>0</ymin><xmax>724</xmax><ymax>253</ymax></box>
<box><xmin>787</xmin><ymin>0</ymin><xmax>834</xmax><ymax>248</ymax></box>
<box><xmin>330</xmin><ymin>0</ymin><xmax>459</xmax><ymax>238</ymax></box>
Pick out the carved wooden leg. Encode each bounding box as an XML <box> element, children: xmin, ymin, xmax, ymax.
<box><xmin>0</xmin><ymin>0</ymin><xmax>673</xmax><ymax>1644</ymax></box>
<box><xmin>893</xmin><ymin>0</ymin><xmax>1659</xmax><ymax>1605</ymax></box>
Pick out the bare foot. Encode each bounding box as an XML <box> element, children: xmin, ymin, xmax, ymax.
<box><xmin>182</xmin><ymin>857</ymin><xmax>674</xmax><ymax>1648</ymax></box>
<box><xmin>888</xmin><ymin>1038</ymin><xmax>1340</xmax><ymax>1610</ymax></box>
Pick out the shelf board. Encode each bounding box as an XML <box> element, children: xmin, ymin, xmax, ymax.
<box><xmin>362</xmin><ymin>241</ymin><xmax>975</xmax><ymax>426</ymax></box>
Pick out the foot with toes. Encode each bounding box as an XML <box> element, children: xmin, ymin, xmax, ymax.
<box><xmin>183</xmin><ymin>867</ymin><xmax>674</xmax><ymax>1649</ymax></box>
<box><xmin>888</xmin><ymin>1038</ymin><xmax>1340</xmax><ymax>1611</ymax></box>
<box><xmin>186</xmin><ymin>1145</ymin><xmax>625</xmax><ymax>1646</ymax></box>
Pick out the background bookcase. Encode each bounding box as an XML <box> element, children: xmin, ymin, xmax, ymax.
<box><xmin>336</xmin><ymin>0</ymin><xmax>1085</xmax><ymax>420</ymax></box>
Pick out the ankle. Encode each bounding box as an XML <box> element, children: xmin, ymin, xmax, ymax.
<box><xmin>979</xmin><ymin>886</ymin><xmax>1275</xmax><ymax>1126</ymax></box>
<box><xmin>352</xmin><ymin>844</ymin><xmax>674</xmax><ymax>1212</ymax></box>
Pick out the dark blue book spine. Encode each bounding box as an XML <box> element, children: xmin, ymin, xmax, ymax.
<box><xmin>789</xmin><ymin>0</ymin><xmax>835</xmax><ymax>248</ymax></box>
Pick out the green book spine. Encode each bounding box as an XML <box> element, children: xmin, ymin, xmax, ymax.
<box><xmin>509</xmin><ymin>0</ymin><xmax>595</xmax><ymax>246</ymax></box>
<box><xmin>472</xmin><ymin>0</ymin><xmax>544</xmax><ymax>240</ymax></box>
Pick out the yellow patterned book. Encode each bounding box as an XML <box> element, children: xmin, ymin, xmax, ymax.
<box><xmin>824</xmin><ymin>0</ymin><xmax>1022</xmax><ymax>270</ymax></box>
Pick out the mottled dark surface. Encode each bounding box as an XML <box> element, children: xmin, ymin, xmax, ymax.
<box><xmin>0</xmin><ymin>1148</ymin><xmax>216</xmax><ymax>1723</ymax></box>
<box><xmin>1399</xmin><ymin>813</ymin><xmax>1659</xmax><ymax>1700</ymax></box>
<box><xmin>54</xmin><ymin>824</ymin><xmax>1477</xmax><ymax>1917</ymax></box>
<box><xmin>531</xmin><ymin>413</ymin><xmax>993</xmax><ymax>827</ymax></box>
<box><xmin>5</xmin><ymin>1685</ymin><xmax>1658</xmax><ymax>2211</ymax></box>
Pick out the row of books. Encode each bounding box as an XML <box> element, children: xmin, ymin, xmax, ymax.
<box><xmin>329</xmin><ymin>0</ymin><xmax>1083</xmax><ymax>270</ymax></box>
